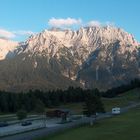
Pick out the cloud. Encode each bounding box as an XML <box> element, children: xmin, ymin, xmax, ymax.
<box><xmin>87</xmin><ymin>20</ymin><xmax>115</xmax><ymax>27</ymax></box>
<box><xmin>13</xmin><ymin>30</ymin><xmax>34</xmax><ymax>36</ymax></box>
<box><xmin>87</xmin><ymin>20</ymin><xmax>101</xmax><ymax>27</ymax></box>
<box><xmin>105</xmin><ymin>21</ymin><xmax>115</xmax><ymax>26</ymax></box>
<box><xmin>48</xmin><ymin>18</ymin><xmax>82</xmax><ymax>27</ymax></box>
<box><xmin>0</xmin><ymin>28</ymin><xmax>35</xmax><ymax>40</ymax></box>
<box><xmin>0</xmin><ymin>29</ymin><xmax>15</xmax><ymax>39</ymax></box>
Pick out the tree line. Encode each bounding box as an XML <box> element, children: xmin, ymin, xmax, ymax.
<box><xmin>102</xmin><ymin>79</ymin><xmax>140</xmax><ymax>98</ymax></box>
<box><xmin>0</xmin><ymin>79</ymin><xmax>139</xmax><ymax>113</ymax></box>
<box><xmin>0</xmin><ymin>87</ymin><xmax>86</xmax><ymax>113</ymax></box>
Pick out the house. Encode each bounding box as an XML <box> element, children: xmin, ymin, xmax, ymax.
<box><xmin>46</xmin><ymin>109</ymin><xmax>71</xmax><ymax>118</ymax></box>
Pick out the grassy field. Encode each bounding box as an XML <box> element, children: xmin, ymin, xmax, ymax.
<box><xmin>37</xmin><ymin>106</ymin><xmax>140</xmax><ymax>140</ymax></box>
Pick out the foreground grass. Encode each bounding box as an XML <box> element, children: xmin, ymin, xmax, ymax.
<box><xmin>37</xmin><ymin>107</ymin><xmax>140</xmax><ymax>140</ymax></box>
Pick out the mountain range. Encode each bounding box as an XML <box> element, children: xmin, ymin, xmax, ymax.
<box><xmin>0</xmin><ymin>26</ymin><xmax>139</xmax><ymax>92</ymax></box>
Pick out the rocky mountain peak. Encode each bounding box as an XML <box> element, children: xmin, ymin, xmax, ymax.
<box><xmin>0</xmin><ymin>26</ymin><xmax>139</xmax><ymax>92</ymax></box>
<box><xmin>17</xmin><ymin>26</ymin><xmax>139</xmax><ymax>60</ymax></box>
<box><xmin>28</xmin><ymin>26</ymin><xmax>137</xmax><ymax>44</ymax></box>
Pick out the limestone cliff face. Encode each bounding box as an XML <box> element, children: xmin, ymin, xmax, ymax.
<box><xmin>0</xmin><ymin>26</ymin><xmax>139</xmax><ymax>92</ymax></box>
<box><xmin>0</xmin><ymin>38</ymin><xmax>18</xmax><ymax>60</ymax></box>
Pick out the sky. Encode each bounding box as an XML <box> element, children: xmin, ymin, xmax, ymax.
<box><xmin>0</xmin><ymin>0</ymin><xmax>140</xmax><ymax>41</ymax></box>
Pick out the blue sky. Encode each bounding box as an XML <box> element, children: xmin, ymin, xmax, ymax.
<box><xmin>0</xmin><ymin>0</ymin><xmax>140</xmax><ymax>41</ymax></box>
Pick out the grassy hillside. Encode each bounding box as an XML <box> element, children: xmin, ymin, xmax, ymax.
<box><xmin>103</xmin><ymin>88</ymin><xmax>140</xmax><ymax>111</ymax></box>
<box><xmin>37</xmin><ymin>106</ymin><xmax>140</xmax><ymax>140</ymax></box>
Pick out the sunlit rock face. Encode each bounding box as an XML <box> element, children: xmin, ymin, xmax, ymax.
<box><xmin>0</xmin><ymin>38</ymin><xmax>18</xmax><ymax>60</ymax></box>
<box><xmin>0</xmin><ymin>26</ymin><xmax>139</xmax><ymax>92</ymax></box>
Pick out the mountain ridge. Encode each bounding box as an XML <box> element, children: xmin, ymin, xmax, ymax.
<box><xmin>0</xmin><ymin>26</ymin><xmax>139</xmax><ymax>92</ymax></box>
